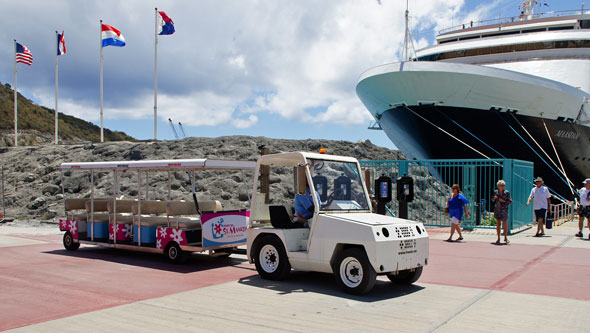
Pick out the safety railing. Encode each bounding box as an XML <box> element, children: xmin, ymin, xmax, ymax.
<box><xmin>360</xmin><ymin>159</ymin><xmax>534</xmax><ymax>234</ymax></box>
<box><xmin>550</xmin><ymin>201</ymin><xmax>575</xmax><ymax>226</ymax></box>
<box><xmin>438</xmin><ymin>9</ymin><xmax>588</xmax><ymax>35</ymax></box>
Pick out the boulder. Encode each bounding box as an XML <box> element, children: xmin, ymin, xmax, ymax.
<box><xmin>28</xmin><ymin>197</ymin><xmax>47</xmax><ymax>210</ymax></box>
<box><xmin>42</xmin><ymin>184</ymin><xmax>60</xmax><ymax>195</ymax></box>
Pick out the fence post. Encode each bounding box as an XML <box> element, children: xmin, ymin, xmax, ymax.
<box><xmin>503</xmin><ymin>159</ymin><xmax>514</xmax><ymax>234</ymax></box>
<box><xmin>1</xmin><ymin>165</ymin><xmax>4</xmax><ymax>219</ymax></box>
<box><xmin>398</xmin><ymin>160</ymin><xmax>409</xmax><ymax>177</ymax></box>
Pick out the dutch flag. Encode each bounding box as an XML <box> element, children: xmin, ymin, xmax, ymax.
<box><xmin>158</xmin><ymin>11</ymin><xmax>175</xmax><ymax>35</ymax></box>
<box><xmin>57</xmin><ymin>31</ymin><xmax>66</xmax><ymax>55</ymax></box>
<box><xmin>101</xmin><ymin>24</ymin><xmax>126</xmax><ymax>47</ymax></box>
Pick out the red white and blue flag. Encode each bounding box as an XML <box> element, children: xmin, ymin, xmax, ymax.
<box><xmin>158</xmin><ymin>11</ymin><xmax>175</xmax><ymax>35</ymax></box>
<box><xmin>57</xmin><ymin>31</ymin><xmax>66</xmax><ymax>55</ymax></box>
<box><xmin>101</xmin><ymin>24</ymin><xmax>126</xmax><ymax>47</ymax></box>
<box><xmin>16</xmin><ymin>42</ymin><xmax>33</xmax><ymax>65</ymax></box>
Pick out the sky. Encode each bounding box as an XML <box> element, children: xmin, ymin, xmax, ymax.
<box><xmin>0</xmin><ymin>0</ymin><xmax>585</xmax><ymax>149</ymax></box>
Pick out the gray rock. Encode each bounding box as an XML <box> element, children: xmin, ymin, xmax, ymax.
<box><xmin>28</xmin><ymin>197</ymin><xmax>47</xmax><ymax>209</ymax></box>
<box><xmin>238</xmin><ymin>192</ymin><xmax>250</xmax><ymax>201</ymax></box>
<box><xmin>23</xmin><ymin>173</ymin><xmax>36</xmax><ymax>183</ymax></box>
<box><xmin>42</xmin><ymin>209</ymin><xmax>58</xmax><ymax>220</ymax></box>
<box><xmin>0</xmin><ymin>136</ymin><xmax>409</xmax><ymax>219</ymax></box>
<box><xmin>42</xmin><ymin>184</ymin><xmax>60</xmax><ymax>195</ymax></box>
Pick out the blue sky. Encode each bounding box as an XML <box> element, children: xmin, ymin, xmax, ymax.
<box><xmin>1</xmin><ymin>0</ymin><xmax>585</xmax><ymax>149</ymax></box>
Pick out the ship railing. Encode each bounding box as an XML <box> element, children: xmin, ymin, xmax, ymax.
<box><xmin>550</xmin><ymin>201</ymin><xmax>575</xmax><ymax>226</ymax></box>
<box><xmin>438</xmin><ymin>9</ymin><xmax>588</xmax><ymax>36</ymax></box>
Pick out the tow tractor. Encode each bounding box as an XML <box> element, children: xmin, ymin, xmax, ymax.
<box><xmin>247</xmin><ymin>152</ymin><xmax>429</xmax><ymax>294</ymax></box>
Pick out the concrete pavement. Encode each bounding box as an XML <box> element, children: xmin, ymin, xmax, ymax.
<box><xmin>1</xmin><ymin>220</ymin><xmax>589</xmax><ymax>332</ymax></box>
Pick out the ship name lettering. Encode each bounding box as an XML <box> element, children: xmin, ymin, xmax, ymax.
<box><xmin>555</xmin><ymin>130</ymin><xmax>579</xmax><ymax>140</ymax></box>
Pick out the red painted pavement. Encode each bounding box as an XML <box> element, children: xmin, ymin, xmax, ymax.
<box><xmin>421</xmin><ymin>238</ymin><xmax>590</xmax><ymax>301</ymax></box>
<box><xmin>1</xmin><ymin>233</ymin><xmax>589</xmax><ymax>331</ymax></box>
<box><xmin>0</xmin><ymin>238</ymin><xmax>256</xmax><ymax>331</ymax></box>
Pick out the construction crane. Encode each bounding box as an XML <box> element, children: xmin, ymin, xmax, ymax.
<box><xmin>168</xmin><ymin>118</ymin><xmax>179</xmax><ymax>140</ymax></box>
<box><xmin>178</xmin><ymin>122</ymin><xmax>187</xmax><ymax>139</ymax></box>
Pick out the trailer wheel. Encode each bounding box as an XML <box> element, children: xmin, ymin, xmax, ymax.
<box><xmin>253</xmin><ymin>235</ymin><xmax>290</xmax><ymax>280</ymax></box>
<box><xmin>333</xmin><ymin>248</ymin><xmax>376</xmax><ymax>295</ymax></box>
<box><xmin>165</xmin><ymin>242</ymin><xmax>186</xmax><ymax>264</ymax></box>
<box><xmin>387</xmin><ymin>267</ymin><xmax>423</xmax><ymax>285</ymax></box>
<box><xmin>63</xmin><ymin>231</ymin><xmax>80</xmax><ymax>251</ymax></box>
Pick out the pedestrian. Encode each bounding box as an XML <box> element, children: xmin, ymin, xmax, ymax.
<box><xmin>492</xmin><ymin>180</ymin><xmax>512</xmax><ymax>244</ymax></box>
<box><xmin>446</xmin><ymin>184</ymin><xmax>470</xmax><ymax>242</ymax></box>
<box><xmin>576</xmin><ymin>178</ymin><xmax>590</xmax><ymax>238</ymax></box>
<box><xmin>526</xmin><ymin>177</ymin><xmax>552</xmax><ymax>237</ymax></box>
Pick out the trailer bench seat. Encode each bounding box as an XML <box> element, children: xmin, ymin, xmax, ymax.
<box><xmin>85</xmin><ymin>199</ymin><xmax>111</xmax><ymax>222</ymax></box>
<box><xmin>65</xmin><ymin>198</ymin><xmax>88</xmax><ymax>221</ymax></box>
<box><xmin>131</xmin><ymin>201</ymin><xmax>168</xmax><ymax>216</ymax></box>
<box><xmin>107</xmin><ymin>200</ymin><xmax>137</xmax><ymax>224</ymax></box>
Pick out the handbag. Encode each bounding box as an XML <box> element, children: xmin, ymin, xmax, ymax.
<box><xmin>545</xmin><ymin>211</ymin><xmax>553</xmax><ymax>229</ymax></box>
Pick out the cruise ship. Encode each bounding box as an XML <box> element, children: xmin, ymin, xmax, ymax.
<box><xmin>356</xmin><ymin>1</ymin><xmax>590</xmax><ymax>199</ymax></box>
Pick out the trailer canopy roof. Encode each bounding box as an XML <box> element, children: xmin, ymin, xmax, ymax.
<box><xmin>60</xmin><ymin>159</ymin><xmax>256</xmax><ymax>171</ymax></box>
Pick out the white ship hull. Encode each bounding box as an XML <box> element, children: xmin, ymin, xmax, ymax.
<box><xmin>357</xmin><ymin>61</ymin><xmax>589</xmax><ymax>121</ymax></box>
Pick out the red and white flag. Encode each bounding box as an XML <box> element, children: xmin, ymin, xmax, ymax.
<box><xmin>16</xmin><ymin>42</ymin><xmax>33</xmax><ymax>65</ymax></box>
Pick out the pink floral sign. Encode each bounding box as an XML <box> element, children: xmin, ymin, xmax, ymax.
<box><xmin>156</xmin><ymin>227</ymin><xmax>188</xmax><ymax>250</ymax></box>
<box><xmin>109</xmin><ymin>223</ymin><xmax>132</xmax><ymax>241</ymax></box>
<box><xmin>59</xmin><ymin>219</ymin><xmax>78</xmax><ymax>241</ymax></box>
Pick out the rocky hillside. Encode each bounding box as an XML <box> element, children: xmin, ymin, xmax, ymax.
<box><xmin>0</xmin><ymin>82</ymin><xmax>134</xmax><ymax>146</ymax></box>
<box><xmin>0</xmin><ymin>136</ymin><xmax>405</xmax><ymax>220</ymax></box>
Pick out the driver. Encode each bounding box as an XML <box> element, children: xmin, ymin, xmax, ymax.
<box><xmin>294</xmin><ymin>180</ymin><xmax>320</xmax><ymax>224</ymax></box>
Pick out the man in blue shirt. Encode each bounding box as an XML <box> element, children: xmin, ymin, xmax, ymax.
<box><xmin>294</xmin><ymin>185</ymin><xmax>320</xmax><ymax>224</ymax></box>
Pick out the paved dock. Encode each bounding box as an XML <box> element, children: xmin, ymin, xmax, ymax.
<box><xmin>1</xmin><ymin>220</ymin><xmax>589</xmax><ymax>332</ymax></box>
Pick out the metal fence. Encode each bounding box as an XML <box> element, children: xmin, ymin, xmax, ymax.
<box><xmin>551</xmin><ymin>202</ymin><xmax>576</xmax><ymax>226</ymax></box>
<box><xmin>360</xmin><ymin>159</ymin><xmax>534</xmax><ymax>233</ymax></box>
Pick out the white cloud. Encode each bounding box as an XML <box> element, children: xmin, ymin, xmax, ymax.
<box><xmin>1</xmin><ymin>0</ymin><xmax>498</xmax><ymax>131</ymax></box>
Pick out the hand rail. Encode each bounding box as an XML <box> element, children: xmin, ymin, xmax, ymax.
<box><xmin>438</xmin><ymin>9</ymin><xmax>587</xmax><ymax>36</ymax></box>
<box><xmin>550</xmin><ymin>201</ymin><xmax>575</xmax><ymax>226</ymax></box>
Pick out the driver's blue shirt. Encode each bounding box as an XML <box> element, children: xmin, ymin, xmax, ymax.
<box><xmin>294</xmin><ymin>188</ymin><xmax>320</xmax><ymax>219</ymax></box>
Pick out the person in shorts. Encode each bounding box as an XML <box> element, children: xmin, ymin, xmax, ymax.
<box><xmin>576</xmin><ymin>178</ymin><xmax>590</xmax><ymax>238</ymax></box>
<box><xmin>526</xmin><ymin>177</ymin><xmax>552</xmax><ymax>237</ymax></box>
<box><xmin>446</xmin><ymin>184</ymin><xmax>470</xmax><ymax>242</ymax></box>
<box><xmin>493</xmin><ymin>180</ymin><xmax>512</xmax><ymax>244</ymax></box>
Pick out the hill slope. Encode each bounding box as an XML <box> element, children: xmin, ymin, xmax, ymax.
<box><xmin>0</xmin><ymin>82</ymin><xmax>134</xmax><ymax>146</ymax></box>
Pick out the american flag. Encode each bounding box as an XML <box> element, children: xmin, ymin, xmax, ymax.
<box><xmin>16</xmin><ymin>42</ymin><xmax>33</xmax><ymax>66</ymax></box>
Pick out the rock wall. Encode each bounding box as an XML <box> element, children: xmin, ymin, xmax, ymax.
<box><xmin>0</xmin><ymin>136</ymin><xmax>404</xmax><ymax>220</ymax></box>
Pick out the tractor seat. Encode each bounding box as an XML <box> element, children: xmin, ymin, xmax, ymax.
<box><xmin>269</xmin><ymin>206</ymin><xmax>305</xmax><ymax>229</ymax></box>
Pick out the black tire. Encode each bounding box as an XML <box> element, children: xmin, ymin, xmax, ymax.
<box><xmin>253</xmin><ymin>235</ymin><xmax>291</xmax><ymax>280</ymax></box>
<box><xmin>387</xmin><ymin>267</ymin><xmax>423</xmax><ymax>284</ymax></box>
<box><xmin>63</xmin><ymin>231</ymin><xmax>80</xmax><ymax>251</ymax></box>
<box><xmin>165</xmin><ymin>242</ymin><xmax>186</xmax><ymax>264</ymax></box>
<box><xmin>333</xmin><ymin>247</ymin><xmax>376</xmax><ymax>295</ymax></box>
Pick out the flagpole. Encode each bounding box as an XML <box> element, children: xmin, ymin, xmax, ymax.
<box><xmin>100</xmin><ymin>20</ymin><xmax>104</xmax><ymax>143</ymax></box>
<box><xmin>55</xmin><ymin>31</ymin><xmax>59</xmax><ymax>145</ymax></box>
<box><xmin>154</xmin><ymin>7</ymin><xmax>158</xmax><ymax>141</ymax></box>
<box><xmin>14</xmin><ymin>40</ymin><xmax>18</xmax><ymax>147</ymax></box>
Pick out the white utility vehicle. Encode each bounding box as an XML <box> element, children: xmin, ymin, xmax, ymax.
<box><xmin>247</xmin><ymin>152</ymin><xmax>429</xmax><ymax>294</ymax></box>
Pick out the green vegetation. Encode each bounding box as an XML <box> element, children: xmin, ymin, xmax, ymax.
<box><xmin>0</xmin><ymin>82</ymin><xmax>134</xmax><ymax>145</ymax></box>
<box><xmin>480</xmin><ymin>214</ymin><xmax>498</xmax><ymax>227</ymax></box>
